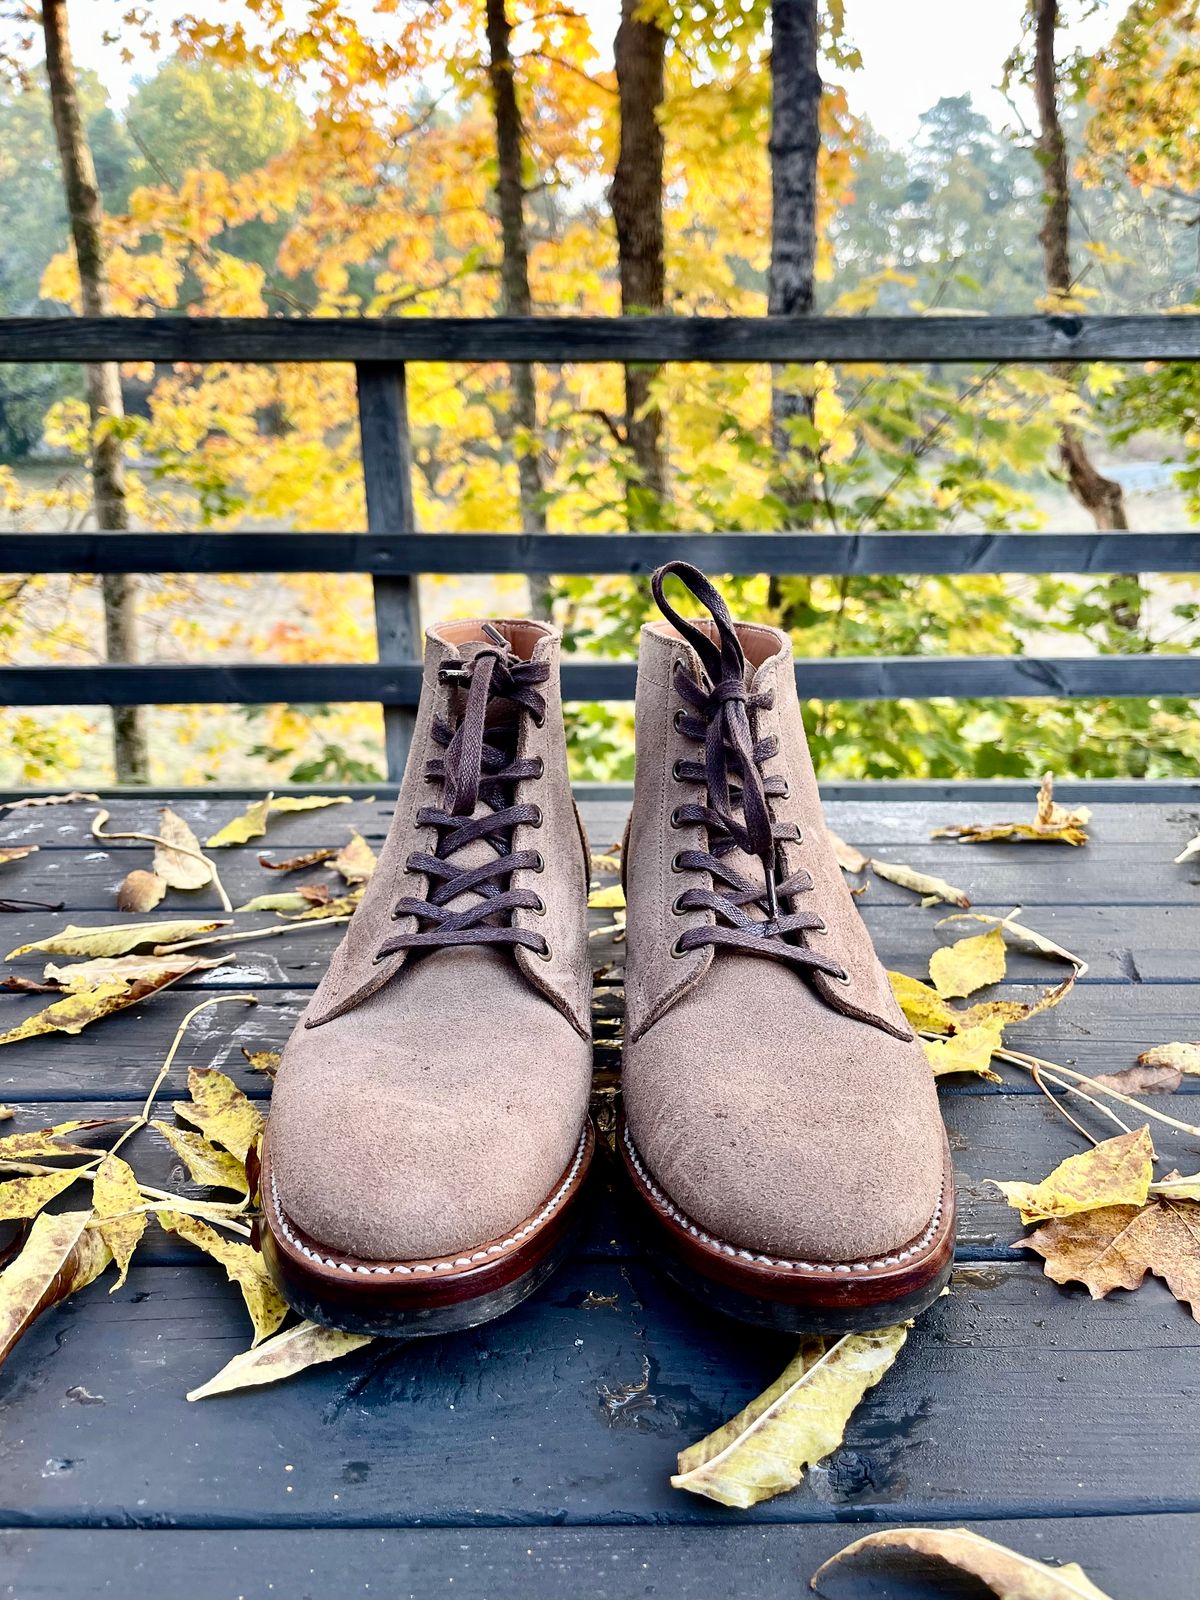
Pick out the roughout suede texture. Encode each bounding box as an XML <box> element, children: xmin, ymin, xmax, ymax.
<box><xmin>268</xmin><ymin>621</ymin><xmax>593</xmax><ymax>1263</ymax></box>
<box><xmin>622</xmin><ymin>619</ymin><xmax>946</xmax><ymax>1263</ymax></box>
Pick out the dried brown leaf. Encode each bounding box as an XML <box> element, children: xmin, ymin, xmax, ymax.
<box><xmin>810</xmin><ymin>1525</ymin><xmax>1113</xmax><ymax>1599</ymax></box>
<box><xmin>117</xmin><ymin>869</ymin><xmax>167</xmax><ymax>913</ymax></box>
<box><xmin>187</xmin><ymin>1319</ymin><xmax>372</xmax><ymax>1400</ymax></box>
<box><xmin>7</xmin><ymin>920</ymin><xmax>229</xmax><ymax>960</ymax></box>
<box><xmin>1093</xmin><ymin>1064</ymin><xmax>1183</xmax><ymax>1095</ymax></box>
<box><xmin>0</xmin><ymin>845</ymin><xmax>38</xmax><ymax>864</ymax></box>
<box><xmin>931</xmin><ymin>773</ymin><xmax>1090</xmax><ymax>847</ymax></box>
<box><xmin>0</xmin><ymin>1209</ymin><xmax>112</xmax><ymax>1367</ymax></box>
<box><xmin>1</xmin><ymin>792</ymin><xmax>100</xmax><ymax>812</ymax></box>
<box><xmin>153</xmin><ymin>808</ymin><xmax>212</xmax><ymax>890</ymax></box>
<box><xmin>1024</xmin><ymin>1188</ymin><xmax>1200</xmax><ymax>1321</ymax></box>
<box><xmin>0</xmin><ymin>975</ymin><xmax>60</xmax><ymax>993</ymax></box>
<box><xmin>827</xmin><ymin>829</ymin><xmax>868</xmax><ymax>874</ymax></box>
<box><xmin>258</xmin><ymin>848</ymin><xmax>337</xmax><ymax>873</ymax></box>
<box><xmin>334</xmin><ymin>830</ymin><xmax>377</xmax><ymax>884</ymax></box>
<box><xmin>173</xmin><ymin>1066</ymin><xmax>264</xmax><ymax>1164</ymax></box>
<box><xmin>870</xmin><ymin>859</ymin><xmax>971</xmax><ymax>907</ymax></box>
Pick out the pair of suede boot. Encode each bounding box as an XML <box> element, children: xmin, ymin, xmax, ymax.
<box><xmin>259</xmin><ymin>563</ymin><xmax>953</xmax><ymax>1337</ymax></box>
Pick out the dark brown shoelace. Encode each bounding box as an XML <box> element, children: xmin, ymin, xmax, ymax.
<box><xmin>652</xmin><ymin>561</ymin><xmax>849</xmax><ymax>982</ymax></box>
<box><xmin>375</xmin><ymin>625</ymin><xmax>549</xmax><ymax>961</ymax></box>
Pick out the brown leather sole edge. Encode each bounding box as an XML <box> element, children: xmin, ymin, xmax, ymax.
<box><xmin>618</xmin><ymin>1115</ymin><xmax>956</xmax><ymax>1333</ymax></box>
<box><xmin>257</xmin><ymin>1120</ymin><xmax>595</xmax><ymax>1337</ymax></box>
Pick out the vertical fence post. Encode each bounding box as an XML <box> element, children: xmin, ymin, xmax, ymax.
<box><xmin>355</xmin><ymin>361</ymin><xmax>421</xmax><ymax>779</ymax></box>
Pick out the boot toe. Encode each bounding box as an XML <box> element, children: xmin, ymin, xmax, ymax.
<box><xmin>623</xmin><ymin>957</ymin><xmax>946</xmax><ymax>1264</ymax></box>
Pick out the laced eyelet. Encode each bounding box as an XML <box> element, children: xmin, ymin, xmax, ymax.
<box><xmin>670</xmin><ymin>852</ymin><xmax>686</xmax><ymax>873</ymax></box>
<box><xmin>670</xmin><ymin>806</ymin><xmax>685</xmax><ymax>829</ymax></box>
<box><xmin>531</xmin><ymin>756</ymin><xmax>545</xmax><ymax>778</ymax></box>
<box><xmin>810</xmin><ymin>918</ymin><xmax>828</xmax><ymax>936</ymax></box>
<box><xmin>529</xmin><ymin>805</ymin><xmax>544</xmax><ymax>828</ymax></box>
<box><xmin>673</xmin><ymin>709</ymin><xmax>686</xmax><ymax>732</ymax></box>
<box><xmin>530</xmin><ymin>894</ymin><xmax>547</xmax><ymax>917</ymax></box>
<box><xmin>778</xmin><ymin>778</ymin><xmax>791</xmax><ymax>799</ymax></box>
<box><xmin>670</xmin><ymin>936</ymin><xmax>689</xmax><ymax>958</ymax></box>
<box><xmin>830</xmin><ymin>967</ymin><xmax>852</xmax><ymax>985</ymax></box>
<box><xmin>671</xmin><ymin>893</ymin><xmax>688</xmax><ymax>916</ymax></box>
<box><xmin>533</xmin><ymin>936</ymin><xmax>552</xmax><ymax>961</ymax></box>
<box><xmin>531</xmin><ymin>850</ymin><xmax>545</xmax><ymax>873</ymax></box>
<box><xmin>672</xmin><ymin>759</ymin><xmax>692</xmax><ymax>782</ymax></box>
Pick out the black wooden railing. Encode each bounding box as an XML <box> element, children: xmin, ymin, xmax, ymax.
<box><xmin>1</xmin><ymin>314</ymin><xmax>1198</xmax><ymax>777</ymax></box>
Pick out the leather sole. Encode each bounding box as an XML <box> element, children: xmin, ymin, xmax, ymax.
<box><xmin>257</xmin><ymin>1120</ymin><xmax>595</xmax><ymax>1337</ymax></box>
<box><xmin>618</xmin><ymin>1116</ymin><xmax>955</xmax><ymax>1334</ymax></box>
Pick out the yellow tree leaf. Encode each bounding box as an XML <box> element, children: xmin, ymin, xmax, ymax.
<box><xmin>0</xmin><ymin>1209</ymin><xmax>112</xmax><ymax>1367</ymax></box>
<box><xmin>7</xmin><ymin>920</ymin><xmax>229</xmax><ymax>959</ymax></box>
<box><xmin>270</xmin><ymin>796</ymin><xmax>352</xmax><ymax>816</ymax></box>
<box><xmin>187</xmin><ymin>1318</ymin><xmax>373</xmax><ymax>1401</ymax></box>
<box><xmin>870</xmin><ymin>859</ymin><xmax>971</xmax><ymax>907</ymax></box>
<box><xmin>281</xmin><ymin>890</ymin><xmax>362</xmax><ymax>921</ymax></box>
<box><xmin>334</xmin><ymin>830</ymin><xmax>377</xmax><ymax>883</ymax></box>
<box><xmin>588</xmin><ymin>884</ymin><xmax>626</xmax><ymax>909</ymax></box>
<box><xmin>0</xmin><ymin>1117</ymin><xmax>126</xmax><ymax>1160</ymax></box>
<box><xmin>0</xmin><ymin>966</ymin><xmax>198</xmax><ymax>1047</ymax></box>
<box><xmin>236</xmin><ymin>891</ymin><xmax>315</xmax><ymax>914</ymax></box>
<box><xmin>937</xmin><ymin>911</ymin><xmax>1088</xmax><ymax>975</ymax></box>
<box><xmin>43</xmin><ymin>954</ymin><xmax>225</xmax><ymax>990</ymax></box>
<box><xmin>1137</xmin><ymin>1042</ymin><xmax>1200</xmax><ymax>1076</ymax></box>
<box><xmin>887</xmin><ymin>971</ymin><xmax>960</xmax><ymax>1034</ymax></box>
<box><xmin>1</xmin><ymin>792</ymin><xmax>99</xmax><ymax>812</ymax></box>
<box><xmin>205</xmin><ymin>797</ymin><xmax>272</xmax><ymax>849</ymax></box>
<box><xmin>923</xmin><ymin>1022</ymin><xmax>1004</xmax><ymax>1082</ymax></box>
<box><xmin>0</xmin><ymin>845</ymin><xmax>38</xmax><ymax>864</ymax></box>
<box><xmin>670</xmin><ymin>1326</ymin><xmax>908</xmax><ymax>1507</ymax></box>
<box><xmin>157</xmin><ymin>1210</ymin><xmax>287</xmax><ymax>1344</ymax></box>
<box><xmin>0</xmin><ymin>1167</ymin><xmax>85</xmax><ymax>1220</ymax></box>
<box><xmin>1150</xmin><ymin>1171</ymin><xmax>1200</xmax><ymax>1201</ymax></box>
<box><xmin>811</xmin><ymin>1526</ymin><xmax>1113</xmax><ymax>1599</ymax></box>
<box><xmin>994</xmin><ymin>1126</ymin><xmax>1154</xmax><ymax>1225</ymax></box>
<box><xmin>173</xmin><ymin>1066</ymin><xmax>264</xmax><ymax>1164</ymax></box>
<box><xmin>931</xmin><ymin>773</ymin><xmax>1090</xmax><ymax>847</ymax></box>
<box><xmin>929</xmin><ymin>927</ymin><xmax>1007</xmax><ymax>999</ymax></box>
<box><xmin>153</xmin><ymin>807</ymin><xmax>213</xmax><ymax>890</ymax></box>
<box><xmin>92</xmin><ymin>1152</ymin><xmax>145</xmax><ymax>1290</ymax></box>
<box><xmin>241</xmin><ymin>1048</ymin><xmax>281</xmax><ymax>1076</ymax></box>
<box><xmin>151</xmin><ymin>1121</ymin><xmax>249</xmax><ymax>1194</ymax></box>
<box><xmin>116</xmin><ymin>869</ymin><xmax>167</xmax><ymax>912</ymax></box>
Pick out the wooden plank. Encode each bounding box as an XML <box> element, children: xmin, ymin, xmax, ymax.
<box><xmin>4</xmin><ymin>652</ymin><xmax>1198</xmax><ymax>705</ymax></box>
<box><xmin>4</xmin><ymin>529</ymin><xmax>1198</xmax><ymax>576</ymax></box>
<box><xmin>355</xmin><ymin>363</ymin><xmax>420</xmax><ymax>778</ymax></box>
<box><xmin>3</xmin><ymin>312</ymin><xmax>1200</xmax><ymax>363</ymax></box>
<box><xmin>4</xmin><ymin>1516</ymin><xmax>1195</xmax><ymax>1600</ymax></box>
<box><xmin>0</xmin><ymin>1255</ymin><xmax>1195</xmax><ymax>1527</ymax></box>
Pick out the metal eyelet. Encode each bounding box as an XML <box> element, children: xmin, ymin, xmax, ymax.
<box><xmin>671</xmin><ymin>893</ymin><xmax>688</xmax><ymax>916</ymax></box>
<box><xmin>530</xmin><ymin>894</ymin><xmax>547</xmax><ymax>917</ymax></box>
<box><xmin>830</xmin><ymin>967</ymin><xmax>852</xmax><ymax>985</ymax></box>
<box><xmin>670</xmin><ymin>936</ymin><xmax>689</xmax><ymax>959</ymax></box>
<box><xmin>670</xmin><ymin>806</ymin><xmax>685</xmax><ymax>829</ymax></box>
<box><xmin>778</xmin><ymin>778</ymin><xmax>791</xmax><ymax>799</ymax></box>
<box><xmin>532</xmin><ymin>850</ymin><xmax>545</xmax><ymax>873</ymax></box>
<box><xmin>670</xmin><ymin>852</ymin><xmax>686</xmax><ymax>873</ymax></box>
<box><xmin>673</xmin><ymin>709</ymin><xmax>686</xmax><ymax>732</ymax></box>
<box><xmin>811</xmin><ymin>918</ymin><xmax>828</xmax><ymax>936</ymax></box>
<box><xmin>531</xmin><ymin>756</ymin><xmax>545</xmax><ymax>778</ymax></box>
<box><xmin>529</xmin><ymin>805</ymin><xmax>544</xmax><ymax>828</ymax></box>
<box><xmin>533</xmin><ymin>936</ymin><xmax>553</xmax><ymax>961</ymax></box>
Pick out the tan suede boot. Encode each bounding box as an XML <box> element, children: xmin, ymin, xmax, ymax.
<box><xmin>261</xmin><ymin>619</ymin><xmax>595</xmax><ymax>1335</ymax></box>
<box><xmin>619</xmin><ymin>563</ymin><xmax>954</xmax><ymax>1331</ymax></box>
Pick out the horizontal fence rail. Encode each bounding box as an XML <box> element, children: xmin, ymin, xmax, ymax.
<box><xmin>5</xmin><ymin>656</ymin><xmax>1198</xmax><ymax>705</ymax></box>
<box><xmin>3</xmin><ymin>314</ymin><xmax>1200</xmax><ymax>364</ymax></box>
<box><xmin>2</xmin><ymin>531</ymin><xmax>1197</xmax><ymax>577</ymax></box>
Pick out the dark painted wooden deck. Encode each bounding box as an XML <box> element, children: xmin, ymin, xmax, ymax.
<box><xmin>1</xmin><ymin>788</ymin><xmax>1198</xmax><ymax>1599</ymax></box>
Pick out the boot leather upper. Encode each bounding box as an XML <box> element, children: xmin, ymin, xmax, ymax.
<box><xmin>268</xmin><ymin>622</ymin><xmax>593</xmax><ymax>1263</ymax></box>
<box><xmin>622</xmin><ymin>620</ymin><xmax>946</xmax><ymax>1264</ymax></box>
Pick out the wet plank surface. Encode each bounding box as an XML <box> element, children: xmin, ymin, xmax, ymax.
<box><xmin>0</xmin><ymin>788</ymin><xmax>1197</xmax><ymax>1598</ymax></box>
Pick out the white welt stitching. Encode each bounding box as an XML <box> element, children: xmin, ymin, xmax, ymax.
<box><xmin>270</xmin><ymin>1125</ymin><xmax>589</xmax><ymax>1276</ymax></box>
<box><xmin>622</xmin><ymin>1123</ymin><xmax>945</xmax><ymax>1272</ymax></box>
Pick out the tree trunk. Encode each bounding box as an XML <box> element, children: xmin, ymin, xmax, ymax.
<box><xmin>767</xmin><ymin>0</ymin><xmax>822</xmax><ymax>530</ymax></box>
<box><xmin>484</xmin><ymin>0</ymin><xmax>550</xmax><ymax>618</ymax></box>
<box><xmin>611</xmin><ymin>0</ymin><xmax>668</xmax><ymax>516</ymax></box>
<box><xmin>1033</xmin><ymin>0</ymin><xmax>1130</xmax><ymax>532</ymax></box>
<box><xmin>42</xmin><ymin>0</ymin><xmax>148</xmax><ymax>782</ymax></box>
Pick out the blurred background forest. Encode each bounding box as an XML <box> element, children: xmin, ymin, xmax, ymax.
<box><xmin>0</xmin><ymin>0</ymin><xmax>1198</xmax><ymax>786</ymax></box>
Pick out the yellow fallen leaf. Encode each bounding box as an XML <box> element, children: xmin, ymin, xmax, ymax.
<box><xmin>588</xmin><ymin>885</ymin><xmax>627</xmax><ymax>910</ymax></box>
<box><xmin>270</xmin><ymin>795</ymin><xmax>353</xmax><ymax>816</ymax></box>
<box><xmin>241</xmin><ymin>1048</ymin><xmax>281</xmax><ymax>1077</ymax></box>
<box><xmin>589</xmin><ymin>852</ymin><xmax>622</xmax><ymax>875</ymax></box>
<box><xmin>187</xmin><ymin>1318</ymin><xmax>373</xmax><ymax>1400</ymax></box>
<box><xmin>1025</xmin><ymin>1187</ymin><xmax>1200</xmax><ymax>1319</ymax></box>
<box><xmin>931</xmin><ymin>772</ymin><xmax>1090</xmax><ymax>847</ymax></box>
<box><xmin>7</xmin><ymin>920</ymin><xmax>229</xmax><ymax>959</ymax></box>
<box><xmin>923</xmin><ymin>1022</ymin><xmax>1004</xmax><ymax>1083</ymax></box>
<box><xmin>1150</xmin><ymin>1172</ymin><xmax>1200</xmax><ymax>1201</ymax></box>
<box><xmin>205</xmin><ymin>796</ymin><xmax>272</xmax><ymax>848</ymax></box>
<box><xmin>151</xmin><ymin>1121</ymin><xmax>249</xmax><ymax>1194</ymax></box>
<box><xmin>827</xmin><ymin>830</ymin><xmax>868</xmax><ymax>873</ymax></box>
<box><xmin>153</xmin><ymin>807</ymin><xmax>213</xmax><ymax>890</ymax></box>
<box><xmin>281</xmin><ymin>890</ymin><xmax>363</xmax><ymax>921</ymax></box>
<box><xmin>1137</xmin><ymin>1041</ymin><xmax>1200</xmax><ymax>1076</ymax></box>
<box><xmin>0</xmin><ymin>845</ymin><xmax>38</xmax><ymax>864</ymax></box>
<box><xmin>92</xmin><ymin>1152</ymin><xmax>145</xmax><ymax>1290</ymax></box>
<box><xmin>670</xmin><ymin>1325</ymin><xmax>908</xmax><ymax>1508</ymax></box>
<box><xmin>43</xmin><ymin>954</ymin><xmax>225</xmax><ymax>990</ymax></box>
<box><xmin>0</xmin><ymin>1209</ymin><xmax>112</xmax><ymax>1367</ymax></box>
<box><xmin>0</xmin><ymin>1105</ymin><xmax>12</xmax><ymax>1122</ymax></box>
<box><xmin>929</xmin><ymin>926</ymin><xmax>1007</xmax><ymax>999</ymax></box>
<box><xmin>0</xmin><ymin>966</ymin><xmax>198</xmax><ymax>1047</ymax></box>
<box><xmin>259</xmin><ymin>847</ymin><xmax>337</xmax><ymax>872</ymax></box>
<box><xmin>0</xmin><ymin>1166</ymin><xmax>85</xmax><ymax>1220</ymax></box>
<box><xmin>994</xmin><ymin>1126</ymin><xmax>1154</xmax><ymax>1225</ymax></box>
<box><xmin>887</xmin><ymin>971</ymin><xmax>960</xmax><ymax>1035</ymax></box>
<box><xmin>236</xmin><ymin>891</ymin><xmax>315</xmax><ymax>914</ymax></box>
<box><xmin>810</xmin><ymin>1526</ymin><xmax>1113</xmax><ymax>1599</ymax></box>
<box><xmin>156</xmin><ymin>1210</ymin><xmax>286</xmax><ymax>1345</ymax></box>
<box><xmin>937</xmin><ymin>910</ymin><xmax>1088</xmax><ymax>975</ymax></box>
<box><xmin>116</xmin><ymin>869</ymin><xmax>167</xmax><ymax>913</ymax></box>
<box><xmin>173</xmin><ymin>1066</ymin><xmax>264</xmax><ymax>1164</ymax></box>
<box><xmin>0</xmin><ymin>1117</ymin><xmax>127</xmax><ymax>1160</ymax></box>
<box><xmin>870</xmin><ymin>859</ymin><xmax>970</xmax><ymax>907</ymax></box>
<box><xmin>1</xmin><ymin>792</ymin><xmax>100</xmax><ymax>811</ymax></box>
<box><xmin>334</xmin><ymin>830</ymin><xmax>377</xmax><ymax>884</ymax></box>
